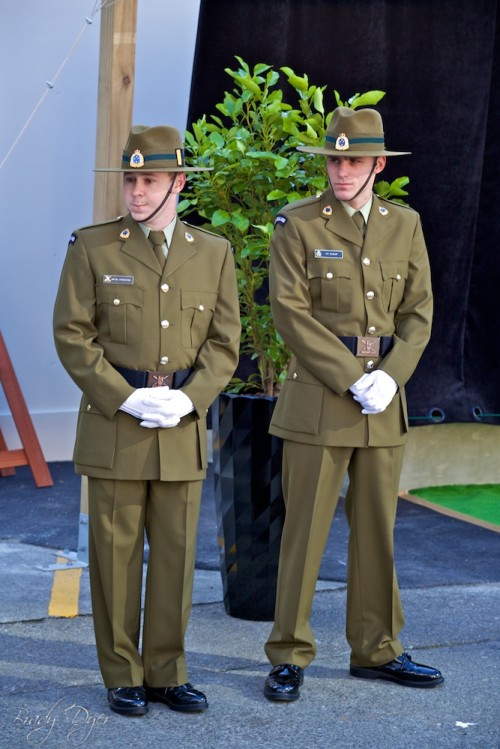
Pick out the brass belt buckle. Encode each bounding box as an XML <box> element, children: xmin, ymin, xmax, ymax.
<box><xmin>356</xmin><ymin>336</ymin><xmax>380</xmax><ymax>357</ymax></box>
<box><xmin>147</xmin><ymin>371</ymin><xmax>173</xmax><ymax>388</ymax></box>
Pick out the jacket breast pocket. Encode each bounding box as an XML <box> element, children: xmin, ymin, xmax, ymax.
<box><xmin>380</xmin><ymin>261</ymin><xmax>408</xmax><ymax>312</ymax></box>
<box><xmin>95</xmin><ymin>285</ymin><xmax>143</xmax><ymax>344</ymax></box>
<box><xmin>181</xmin><ymin>290</ymin><xmax>218</xmax><ymax>349</ymax></box>
<box><xmin>307</xmin><ymin>260</ymin><xmax>353</xmax><ymax>312</ymax></box>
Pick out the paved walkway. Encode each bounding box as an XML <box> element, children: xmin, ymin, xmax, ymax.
<box><xmin>0</xmin><ymin>463</ymin><xmax>499</xmax><ymax>748</ymax></box>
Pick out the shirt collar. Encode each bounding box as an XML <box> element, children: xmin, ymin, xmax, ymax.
<box><xmin>340</xmin><ymin>196</ymin><xmax>373</xmax><ymax>224</ymax></box>
<box><xmin>140</xmin><ymin>215</ymin><xmax>177</xmax><ymax>247</ymax></box>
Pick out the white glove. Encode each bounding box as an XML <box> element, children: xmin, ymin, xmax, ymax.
<box><xmin>349</xmin><ymin>373</ymin><xmax>372</xmax><ymax>399</ymax></box>
<box><xmin>119</xmin><ymin>386</ymin><xmax>170</xmax><ymax>419</ymax></box>
<box><xmin>350</xmin><ymin>370</ymin><xmax>398</xmax><ymax>414</ymax></box>
<box><xmin>139</xmin><ymin>389</ymin><xmax>194</xmax><ymax>429</ymax></box>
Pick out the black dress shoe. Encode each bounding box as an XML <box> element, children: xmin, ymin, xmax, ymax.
<box><xmin>147</xmin><ymin>684</ymin><xmax>208</xmax><ymax>712</ymax></box>
<box><xmin>264</xmin><ymin>663</ymin><xmax>304</xmax><ymax>702</ymax></box>
<box><xmin>107</xmin><ymin>686</ymin><xmax>148</xmax><ymax>715</ymax></box>
<box><xmin>350</xmin><ymin>652</ymin><xmax>444</xmax><ymax>688</ymax></box>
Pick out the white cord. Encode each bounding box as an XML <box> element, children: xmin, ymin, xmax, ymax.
<box><xmin>0</xmin><ymin>0</ymin><xmax>119</xmax><ymax>171</ymax></box>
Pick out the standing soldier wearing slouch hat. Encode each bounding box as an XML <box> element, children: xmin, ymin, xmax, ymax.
<box><xmin>263</xmin><ymin>107</ymin><xmax>443</xmax><ymax>702</ymax></box>
<box><xmin>53</xmin><ymin>125</ymin><xmax>240</xmax><ymax>716</ymax></box>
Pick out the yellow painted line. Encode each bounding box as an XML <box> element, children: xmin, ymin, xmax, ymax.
<box><xmin>48</xmin><ymin>555</ymin><xmax>82</xmax><ymax>618</ymax></box>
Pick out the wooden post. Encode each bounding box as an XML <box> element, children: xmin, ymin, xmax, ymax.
<box><xmin>0</xmin><ymin>332</ymin><xmax>53</xmax><ymax>487</ymax></box>
<box><xmin>0</xmin><ymin>428</ymin><xmax>16</xmax><ymax>477</ymax></box>
<box><xmin>74</xmin><ymin>0</ymin><xmax>138</xmax><ymax>560</ymax></box>
<box><xmin>93</xmin><ymin>0</ymin><xmax>138</xmax><ymax>223</ymax></box>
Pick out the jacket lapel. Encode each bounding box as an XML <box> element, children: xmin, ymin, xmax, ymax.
<box><xmin>117</xmin><ymin>216</ymin><xmax>199</xmax><ymax>275</ymax></box>
<box><xmin>366</xmin><ymin>195</ymin><xmax>394</xmax><ymax>249</ymax></box>
<box><xmin>321</xmin><ymin>192</ymin><xmax>362</xmax><ymax>247</ymax></box>
<box><xmin>320</xmin><ymin>192</ymin><xmax>395</xmax><ymax>250</ymax></box>
<box><xmin>119</xmin><ymin>215</ymin><xmax>160</xmax><ymax>273</ymax></box>
<box><xmin>164</xmin><ymin>221</ymin><xmax>198</xmax><ymax>275</ymax></box>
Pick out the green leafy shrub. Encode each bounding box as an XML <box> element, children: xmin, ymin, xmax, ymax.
<box><xmin>180</xmin><ymin>56</ymin><xmax>409</xmax><ymax>395</ymax></box>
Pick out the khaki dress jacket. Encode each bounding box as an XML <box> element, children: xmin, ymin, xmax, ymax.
<box><xmin>53</xmin><ymin>214</ymin><xmax>241</xmax><ymax>481</ymax></box>
<box><xmin>269</xmin><ymin>190</ymin><xmax>433</xmax><ymax>448</ymax></box>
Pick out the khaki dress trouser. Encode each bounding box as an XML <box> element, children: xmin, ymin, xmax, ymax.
<box><xmin>87</xmin><ymin>477</ymin><xmax>203</xmax><ymax>688</ymax></box>
<box><xmin>265</xmin><ymin>440</ymin><xmax>406</xmax><ymax>668</ymax></box>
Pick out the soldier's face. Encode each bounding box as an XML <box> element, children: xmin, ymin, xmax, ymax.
<box><xmin>123</xmin><ymin>171</ymin><xmax>186</xmax><ymax>225</ymax></box>
<box><xmin>327</xmin><ymin>156</ymin><xmax>385</xmax><ymax>206</ymax></box>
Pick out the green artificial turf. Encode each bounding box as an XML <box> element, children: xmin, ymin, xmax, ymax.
<box><xmin>408</xmin><ymin>484</ymin><xmax>500</xmax><ymax>528</ymax></box>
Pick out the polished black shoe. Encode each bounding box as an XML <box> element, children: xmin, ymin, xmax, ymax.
<box><xmin>107</xmin><ymin>686</ymin><xmax>148</xmax><ymax>715</ymax></box>
<box><xmin>147</xmin><ymin>683</ymin><xmax>208</xmax><ymax>712</ymax></box>
<box><xmin>350</xmin><ymin>652</ymin><xmax>444</xmax><ymax>688</ymax></box>
<box><xmin>264</xmin><ymin>663</ymin><xmax>304</xmax><ymax>702</ymax></box>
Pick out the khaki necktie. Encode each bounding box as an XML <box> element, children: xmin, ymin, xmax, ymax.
<box><xmin>149</xmin><ymin>230</ymin><xmax>166</xmax><ymax>267</ymax></box>
<box><xmin>352</xmin><ymin>211</ymin><xmax>366</xmax><ymax>238</ymax></box>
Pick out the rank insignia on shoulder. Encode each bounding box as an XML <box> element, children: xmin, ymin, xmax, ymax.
<box><xmin>274</xmin><ymin>215</ymin><xmax>287</xmax><ymax>226</ymax></box>
<box><xmin>379</xmin><ymin>206</ymin><xmax>389</xmax><ymax>216</ymax></box>
<box><xmin>120</xmin><ymin>229</ymin><xmax>130</xmax><ymax>239</ymax></box>
<box><xmin>185</xmin><ymin>232</ymin><xmax>194</xmax><ymax>242</ymax></box>
<box><xmin>322</xmin><ymin>205</ymin><xmax>333</xmax><ymax>217</ymax></box>
<box><xmin>314</xmin><ymin>249</ymin><xmax>343</xmax><ymax>259</ymax></box>
<box><xmin>69</xmin><ymin>233</ymin><xmax>77</xmax><ymax>244</ymax></box>
<box><xmin>130</xmin><ymin>149</ymin><xmax>144</xmax><ymax>168</ymax></box>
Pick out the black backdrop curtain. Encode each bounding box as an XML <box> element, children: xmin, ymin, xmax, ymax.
<box><xmin>187</xmin><ymin>0</ymin><xmax>500</xmax><ymax>426</ymax></box>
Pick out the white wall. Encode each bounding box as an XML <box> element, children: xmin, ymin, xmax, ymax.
<box><xmin>0</xmin><ymin>0</ymin><xmax>201</xmax><ymax>461</ymax></box>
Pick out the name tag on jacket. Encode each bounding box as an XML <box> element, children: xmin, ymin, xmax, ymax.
<box><xmin>103</xmin><ymin>275</ymin><xmax>134</xmax><ymax>284</ymax></box>
<box><xmin>313</xmin><ymin>250</ymin><xmax>344</xmax><ymax>259</ymax></box>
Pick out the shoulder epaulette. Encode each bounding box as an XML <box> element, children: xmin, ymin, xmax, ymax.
<box><xmin>77</xmin><ymin>216</ymin><xmax>123</xmax><ymax>232</ymax></box>
<box><xmin>68</xmin><ymin>216</ymin><xmax>124</xmax><ymax>245</ymax></box>
<box><xmin>285</xmin><ymin>194</ymin><xmax>320</xmax><ymax>213</ymax></box>
<box><xmin>181</xmin><ymin>220</ymin><xmax>227</xmax><ymax>241</ymax></box>
<box><xmin>378</xmin><ymin>196</ymin><xmax>414</xmax><ymax>211</ymax></box>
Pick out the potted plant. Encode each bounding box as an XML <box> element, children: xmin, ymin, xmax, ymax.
<box><xmin>180</xmin><ymin>57</ymin><xmax>410</xmax><ymax>619</ymax></box>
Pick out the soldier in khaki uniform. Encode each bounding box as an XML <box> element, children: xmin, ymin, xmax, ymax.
<box><xmin>263</xmin><ymin>108</ymin><xmax>444</xmax><ymax>701</ymax></box>
<box><xmin>53</xmin><ymin>126</ymin><xmax>240</xmax><ymax>715</ymax></box>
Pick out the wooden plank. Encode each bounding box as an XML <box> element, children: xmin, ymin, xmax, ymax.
<box><xmin>93</xmin><ymin>0</ymin><xmax>138</xmax><ymax>223</ymax></box>
<box><xmin>75</xmin><ymin>1</ymin><xmax>138</xmax><ymax>542</ymax></box>
<box><xmin>0</xmin><ymin>448</ymin><xmax>27</xmax><ymax>470</ymax></box>
<box><xmin>0</xmin><ymin>332</ymin><xmax>53</xmax><ymax>487</ymax></box>
<box><xmin>0</xmin><ymin>428</ymin><xmax>16</xmax><ymax>476</ymax></box>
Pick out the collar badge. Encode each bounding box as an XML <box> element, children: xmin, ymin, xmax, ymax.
<box><xmin>120</xmin><ymin>229</ymin><xmax>130</xmax><ymax>239</ymax></box>
<box><xmin>379</xmin><ymin>206</ymin><xmax>389</xmax><ymax>216</ymax></box>
<box><xmin>185</xmin><ymin>232</ymin><xmax>194</xmax><ymax>243</ymax></box>
<box><xmin>322</xmin><ymin>205</ymin><xmax>333</xmax><ymax>217</ymax></box>
<box><xmin>130</xmin><ymin>149</ymin><xmax>144</xmax><ymax>168</ymax></box>
<box><xmin>335</xmin><ymin>133</ymin><xmax>349</xmax><ymax>151</ymax></box>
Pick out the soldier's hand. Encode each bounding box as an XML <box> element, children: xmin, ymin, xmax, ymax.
<box><xmin>350</xmin><ymin>370</ymin><xmax>398</xmax><ymax>414</ymax></box>
<box><xmin>119</xmin><ymin>386</ymin><xmax>170</xmax><ymax>419</ymax></box>
<box><xmin>139</xmin><ymin>413</ymin><xmax>181</xmax><ymax>429</ymax></box>
<box><xmin>139</xmin><ymin>389</ymin><xmax>194</xmax><ymax>429</ymax></box>
<box><xmin>349</xmin><ymin>373</ymin><xmax>372</xmax><ymax>398</ymax></box>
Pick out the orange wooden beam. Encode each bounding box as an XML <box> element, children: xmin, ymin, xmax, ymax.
<box><xmin>0</xmin><ymin>332</ymin><xmax>53</xmax><ymax>487</ymax></box>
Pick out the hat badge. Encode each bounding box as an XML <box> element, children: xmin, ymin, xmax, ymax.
<box><xmin>130</xmin><ymin>149</ymin><xmax>145</xmax><ymax>168</ymax></box>
<box><xmin>335</xmin><ymin>133</ymin><xmax>349</xmax><ymax>151</ymax></box>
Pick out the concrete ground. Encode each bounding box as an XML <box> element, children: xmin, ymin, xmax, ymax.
<box><xmin>0</xmin><ymin>462</ymin><xmax>499</xmax><ymax>749</ymax></box>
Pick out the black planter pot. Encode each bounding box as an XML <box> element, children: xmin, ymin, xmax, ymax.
<box><xmin>212</xmin><ymin>392</ymin><xmax>285</xmax><ymax>621</ymax></box>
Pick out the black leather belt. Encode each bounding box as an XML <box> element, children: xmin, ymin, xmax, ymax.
<box><xmin>113</xmin><ymin>364</ymin><xmax>194</xmax><ymax>389</ymax></box>
<box><xmin>338</xmin><ymin>336</ymin><xmax>393</xmax><ymax>357</ymax></box>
